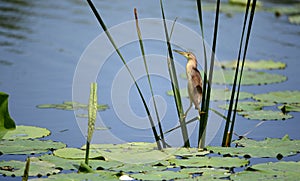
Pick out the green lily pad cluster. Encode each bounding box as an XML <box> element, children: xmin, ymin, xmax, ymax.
<box><xmin>217</xmin><ymin>59</ymin><xmax>286</xmax><ymax>70</ymax></box>
<box><xmin>203</xmin><ymin>1</ymin><xmax>300</xmax><ymax>25</ymax></box>
<box><xmin>1</xmin><ymin>125</ymin><xmax>300</xmax><ymax>180</ymax></box>
<box><xmin>207</xmin><ymin>135</ymin><xmax>300</xmax><ymax>158</ymax></box>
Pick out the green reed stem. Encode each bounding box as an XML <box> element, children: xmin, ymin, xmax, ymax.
<box><xmin>160</xmin><ymin>0</ymin><xmax>190</xmax><ymax>147</ymax></box>
<box><xmin>228</xmin><ymin>0</ymin><xmax>257</xmax><ymax>145</ymax></box>
<box><xmin>198</xmin><ymin>0</ymin><xmax>221</xmax><ymax>149</ymax></box>
<box><xmin>196</xmin><ymin>0</ymin><xmax>208</xmax><ymax>149</ymax></box>
<box><xmin>86</xmin><ymin>0</ymin><xmax>162</xmax><ymax>150</ymax></box>
<box><xmin>134</xmin><ymin>8</ymin><xmax>166</xmax><ymax>148</ymax></box>
<box><xmin>222</xmin><ymin>0</ymin><xmax>256</xmax><ymax>147</ymax></box>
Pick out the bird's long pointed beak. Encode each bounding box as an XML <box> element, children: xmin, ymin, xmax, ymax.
<box><xmin>173</xmin><ymin>49</ymin><xmax>188</xmax><ymax>58</ymax></box>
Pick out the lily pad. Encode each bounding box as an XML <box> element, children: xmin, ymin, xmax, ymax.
<box><xmin>0</xmin><ymin>139</ymin><xmax>66</xmax><ymax>154</ymax></box>
<box><xmin>180</xmin><ymin>70</ymin><xmax>286</xmax><ymax>85</ymax></box>
<box><xmin>82</xmin><ymin>142</ymin><xmax>172</xmax><ymax>164</ymax></box>
<box><xmin>207</xmin><ymin>135</ymin><xmax>300</xmax><ymax>158</ymax></box>
<box><xmin>53</xmin><ymin>148</ymin><xmax>104</xmax><ymax>160</ymax></box>
<box><xmin>0</xmin><ymin>158</ymin><xmax>60</xmax><ymax>177</ymax></box>
<box><xmin>231</xmin><ymin>161</ymin><xmax>300</xmax><ymax>180</ymax></box>
<box><xmin>36</xmin><ymin>101</ymin><xmax>108</xmax><ymax>111</ymax></box>
<box><xmin>267</xmin><ymin>3</ymin><xmax>300</xmax><ymax>16</ymax></box>
<box><xmin>219</xmin><ymin>101</ymin><xmax>275</xmax><ymax>112</ymax></box>
<box><xmin>180</xmin><ymin>167</ymin><xmax>231</xmax><ymax>179</ymax></box>
<box><xmin>240</xmin><ymin>110</ymin><xmax>293</xmax><ymax>120</ymax></box>
<box><xmin>113</xmin><ymin>163</ymin><xmax>166</xmax><ymax>173</ymax></box>
<box><xmin>39</xmin><ymin>154</ymin><xmax>79</xmax><ymax>170</ymax></box>
<box><xmin>289</xmin><ymin>15</ymin><xmax>300</xmax><ymax>25</ymax></box>
<box><xmin>218</xmin><ymin>59</ymin><xmax>286</xmax><ymax>70</ymax></box>
<box><xmin>253</xmin><ymin>90</ymin><xmax>300</xmax><ymax>104</ymax></box>
<box><xmin>229</xmin><ymin>0</ymin><xmax>262</xmax><ymax>7</ymax></box>
<box><xmin>2</xmin><ymin>125</ymin><xmax>50</xmax><ymax>140</ymax></box>
<box><xmin>169</xmin><ymin>156</ymin><xmax>249</xmax><ymax>168</ymax></box>
<box><xmin>131</xmin><ymin>170</ymin><xmax>190</xmax><ymax>181</ymax></box>
<box><xmin>167</xmin><ymin>88</ymin><xmax>253</xmax><ymax>101</ymax></box>
<box><xmin>30</xmin><ymin>172</ymin><xmax>118</xmax><ymax>181</ymax></box>
<box><xmin>212</xmin><ymin>70</ymin><xmax>287</xmax><ymax>85</ymax></box>
<box><xmin>163</xmin><ymin>147</ymin><xmax>209</xmax><ymax>158</ymax></box>
<box><xmin>279</xmin><ymin>103</ymin><xmax>300</xmax><ymax>113</ymax></box>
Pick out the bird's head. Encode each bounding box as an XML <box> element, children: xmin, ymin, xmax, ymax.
<box><xmin>173</xmin><ymin>49</ymin><xmax>196</xmax><ymax>61</ymax></box>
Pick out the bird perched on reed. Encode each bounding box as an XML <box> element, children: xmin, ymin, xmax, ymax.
<box><xmin>174</xmin><ymin>50</ymin><xmax>203</xmax><ymax>117</ymax></box>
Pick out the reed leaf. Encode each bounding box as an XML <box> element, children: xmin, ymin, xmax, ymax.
<box><xmin>222</xmin><ymin>0</ymin><xmax>257</xmax><ymax>146</ymax></box>
<box><xmin>86</xmin><ymin>0</ymin><xmax>161</xmax><ymax>150</ymax></box>
<box><xmin>229</xmin><ymin>0</ymin><xmax>257</xmax><ymax>145</ymax></box>
<box><xmin>134</xmin><ymin>8</ymin><xmax>166</xmax><ymax>148</ymax></box>
<box><xmin>198</xmin><ymin>0</ymin><xmax>221</xmax><ymax>149</ymax></box>
<box><xmin>160</xmin><ymin>0</ymin><xmax>190</xmax><ymax>147</ymax></box>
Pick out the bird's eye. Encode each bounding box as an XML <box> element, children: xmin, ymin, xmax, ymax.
<box><xmin>187</xmin><ymin>53</ymin><xmax>190</xmax><ymax>57</ymax></box>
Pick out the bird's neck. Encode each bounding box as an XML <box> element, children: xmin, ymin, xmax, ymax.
<box><xmin>186</xmin><ymin>59</ymin><xmax>197</xmax><ymax>78</ymax></box>
<box><xmin>186</xmin><ymin>59</ymin><xmax>197</xmax><ymax>69</ymax></box>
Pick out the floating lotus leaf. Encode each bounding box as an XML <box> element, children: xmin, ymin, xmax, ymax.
<box><xmin>207</xmin><ymin>135</ymin><xmax>300</xmax><ymax>158</ymax></box>
<box><xmin>229</xmin><ymin>0</ymin><xmax>262</xmax><ymax>7</ymax></box>
<box><xmin>218</xmin><ymin>59</ymin><xmax>286</xmax><ymax>70</ymax></box>
<box><xmin>212</xmin><ymin>70</ymin><xmax>287</xmax><ymax>85</ymax></box>
<box><xmin>81</xmin><ymin>142</ymin><xmax>172</xmax><ymax>164</ymax></box>
<box><xmin>39</xmin><ymin>154</ymin><xmax>79</xmax><ymax>170</ymax></box>
<box><xmin>36</xmin><ymin>101</ymin><xmax>108</xmax><ymax>111</ymax></box>
<box><xmin>0</xmin><ymin>158</ymin><xmax>60</xmax><ymax>177</ymax></box>
<box><xmin>279</xmin><ymin>103</ymin><xmax>300</xmax><ymax>113</ymax></box>
<box><xmin>253</xmin><ymin>91</ymin><xmax>300</xmax><ymax>104</ymax></box>
<box><xmin>113</xmin><ymin>163</ymin><xmax>165</xmax><ymax>173</ymax></box>
<box><xmin>88</xmin><ymin>160</ymin><xmax>123</xmax><ymax>170</ymax></box>
<box><xmin>163</xmin><ymin>147</ymin><xmax>209</xmax><ymax>158</ymax></box>
<box><xmin>231</xmin><ymin>161</ymin><xmax>300</xmax><ymax>180</ymax></box>
<box><xmin>240</xmin><ymin>110</ymin><xmax>292</xmax><ymax>120</ymax></box>
<box><xmin>0</xmin><ymin>139</ymin><xmax>66</xmax><ymax>154</ymax></box>
<box><xmin>167</xmin><ymin>88</ymin><xmax>253</xmax><ymax>101</ymax></box>
<box><xmin>53</xmin><ymin>148</ymin><xmax>104</xmax><ymax>160</ymax></box>
<box><xmin>289</xmin><ymin>15</ymin><xmax>300</xmax><ymax>25</ymax></box>
<box><xmin>39</xmin><ymin>154</ymin><xmax>122</xmax><ymax>171</ymax></box>
<box><xmin>131</xmin><ymin>170</ymin><xmax>190</xmax><ymax>181</ymax></box>
<box><xmin>267</xmin><ymin>3</ymin><xmax>300</xmax><ymax>15</ymax></box>
<box><xmin>219</xmin><ymin>101</ymin><xmax>275</xmax><ymax>112</ymax></box>
<box><xmin>180</xmin><ymin>70</ymin><xmax>286</xmax><ymax>85</ymax></box>
<box><xmin>30</xmin><ymin>172</ymin><xmax>118</xmax><ymax>181</ymax></box>
<box><xmin>169</xmin><ymin>156</ymin><xmax>249</xmax><ymax>168</ymax></box>
<box><xmin>180</xmin><ymin>168</ymin><xmax>231</xmax><ymax>180</ymax></box>
<box><xmin>203</xmin><ymin>2</ymin><xmax>262</xmax><ymax>14</ymax></box>
<box><xmin>2</xmin><ymin>125</ymin><xmax>50</xmax><ymax>140</ymax></box>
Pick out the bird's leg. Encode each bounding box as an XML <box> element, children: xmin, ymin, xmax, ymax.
<box><xmin>184</xmin><ymin>101</ymin><xmax>193</xmax><ymax>118</ymax></box>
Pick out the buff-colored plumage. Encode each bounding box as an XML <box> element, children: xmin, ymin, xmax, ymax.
<box><xmin>174</xmin><ymin>50</ymin><xmax>203</xmax><ymax>116</ymax></box>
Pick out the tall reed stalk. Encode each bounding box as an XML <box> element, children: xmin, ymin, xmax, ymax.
<box><xmin>86</xmin><ymin>0</ymin><xmax>162</xmax><ymax>150</ymax></box>
<box><xmin>134</xmin><ymin>8</ymin><xmax>166</xmax><ymax>148</ymax></box>
<box><xmin>197</xmin><ymin>0</ymin><xmax>221</xmax><ymax>149</ymax></box>
<box><xmin>160</xmin><ymin>0</ymin><xmax>190</xmax><ymax>147</ymax></box>
<box><xmin>222</xmin><ymin>0</ymin><xmax>257</xmax><ymax>147</ymax></box>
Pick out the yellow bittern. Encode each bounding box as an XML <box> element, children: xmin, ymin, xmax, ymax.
<box><xmin>174</xmin><ymin>49</ymin><xmax>203</xmax><ymax>117</ymax></box>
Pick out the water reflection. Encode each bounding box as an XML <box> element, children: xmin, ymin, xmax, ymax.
<box><xmin>0</xmin><ymin>0</ymin><xmax>34</xmax><ymax>46</ymax></box>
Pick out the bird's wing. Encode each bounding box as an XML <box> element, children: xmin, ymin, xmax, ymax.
<box><xmin>191</xmin><ymin>67</ymin><xmax>203</xmax><ymax>94</ymax></box>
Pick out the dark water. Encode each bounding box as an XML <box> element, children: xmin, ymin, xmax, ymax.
<box><xmin>0</xmin><ymin>0</ymin><xmax>299</xmax><ymax>154</ymax></box>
